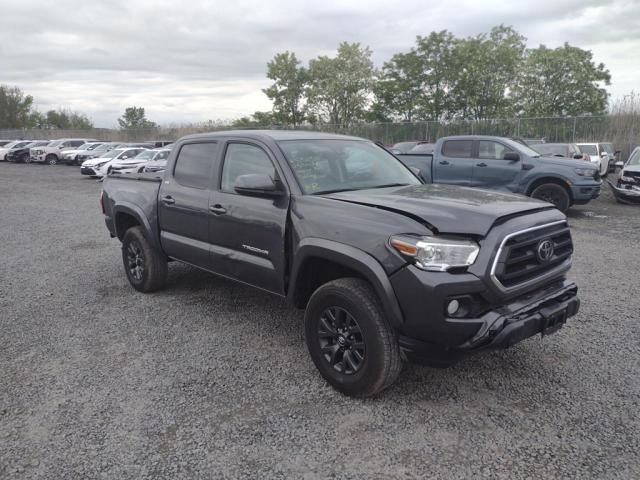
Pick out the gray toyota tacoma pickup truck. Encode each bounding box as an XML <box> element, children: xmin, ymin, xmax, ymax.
<box><xmin>101</xmin><ymin>130</ymin><xmax>580</xmax><ymax>397</ymax></box>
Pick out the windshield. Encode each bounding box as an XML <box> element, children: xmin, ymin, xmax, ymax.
<box><xmin>86</xmin><ymin>143</ymin><xmax>102</xmax><ymax>150</ymax></box>
<box><xmin>534</xmin><ymin>144</ymin><xmax>567</xmax><ymax>156</ymax></box>
<box><xmin>627</xmin><ymin>149</ymin><xmax>640</xmax><ymax>166</ymax></box>
<box><xmin>48</xmin><ymin>140</ymin><xmax>64</xmax><ymax>147</ymax></box>
<box><xmin>578</xmin><ymin>144</ymin><xmax>598</xmax><ymax>155</ymax></box>
<box><xmin>278</xmin><ymin>139</ymin><xmax>420</xmax><ymax>194</ymax></box>
<box><xmin>25</xmin><ymin>141</ymin><xmax>48</xmax><ymax>148</ymax></box>
<box><xmin>600</xmin><ymin>143</ymin><xmax>614</xmax><ymax>154</ymax></box>
<box><xmin>99</xmin><ymin>150</ymin><xmax>121</xmax><ymax>159</ymax></box>
<box><xmin>134</xmin><ymin>150</ymin><xmax>155</xmax><ymax>160</ymax></box>
<box><xmin>13</xmin><ymin>141</ymin><xmax>31</xmax><ymax>149</ymax></box>
<box><xmin>503</xmin><ymin>138</ymin><xmax>540</xmax><ymax>157</ymax></box>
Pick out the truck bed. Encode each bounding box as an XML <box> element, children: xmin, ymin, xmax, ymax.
<box><xmin>101</xmin><ymin>173</ymin><xmax>163</xmax><ymax>242</ymax></box>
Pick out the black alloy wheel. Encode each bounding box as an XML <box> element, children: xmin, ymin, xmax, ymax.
<box><xmin>126</xmin><ymin>240</ymin><xmax>145</xmax><ymax>283</ymax></box>
<box><xmin>318</xmin><ymin>306</ymin><xmax>366</xmax><ymax>375</ymax></box>
<box><xmin>531</xmin><ymin>184</ymin><xmax>570</xmax><ymax>212</ymax></box>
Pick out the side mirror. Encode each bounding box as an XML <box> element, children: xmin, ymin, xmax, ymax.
<box><xmin>503</xmin><ymin>152</ymin><xmax>520</xmax><ymax>161</ymax></box>
<box><xmin>614</xmin><ymin>161</ymin><xmax>624</xmax><ymax>169</ymax></box>
<box><xmin>614</xmin><ymin>150</ymin><xmax>621</xmax><ymax>156</ymax></box>
<box><xmin>234</xmin><ymin>174</ymin><xmax>283</xmax><ymax>197</ymax></box>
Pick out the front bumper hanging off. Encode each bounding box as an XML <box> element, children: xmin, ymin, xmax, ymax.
<box><xmin>399</xmin><ymin>280</ymin><xmax>579</xmax><ymax>366</ymax></box>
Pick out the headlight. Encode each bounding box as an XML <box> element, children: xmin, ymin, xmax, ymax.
<box><xmin>390</xmin><ymin>235</ymin><xmax>480</xmax><ymax>271</ymax></box>
<box><xmin>575</xmin><ymin>168</ymin><xmax>597</xmax><ymax>176</ymax></box>
<box><xmin>95</xmin><ymin>161</ymin><xmax>108</xmax><ymax>168</ymax></box>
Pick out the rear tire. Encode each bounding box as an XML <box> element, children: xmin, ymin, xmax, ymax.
<box><xmin>530</xmin><ymin>183</ymin><xmax>570</xmax><ymax>213</ymax></box>
<box><xmin>121</xmin><ymin>226</ymin><xmax>168</xmax><ymax>292</ymax></box>
<box><xmin>304</xmin><ymin>278</ymin><xmax>402</xmax><ymax>397</ymax></box>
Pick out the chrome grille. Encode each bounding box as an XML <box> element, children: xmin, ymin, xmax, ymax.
<box><xmin>491</xmin><ymin>221</ymin><xmax>573</xmax><ymax>291</ymax></box>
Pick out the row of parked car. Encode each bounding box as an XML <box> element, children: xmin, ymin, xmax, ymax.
<box><xmin>0</xmin><ymin>138</ymin><xmax>172</xmax><ymax>177</ymax></box>
<box><xmin>390</xmin><ymin>138</ymin><xmax>621</xmax><ymax>177</ymax></box>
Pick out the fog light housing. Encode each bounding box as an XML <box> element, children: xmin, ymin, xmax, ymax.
<box><xmin>447</xmin><ymin>299</ymin><xmax>460</xmax><ymax>316</ymax></box>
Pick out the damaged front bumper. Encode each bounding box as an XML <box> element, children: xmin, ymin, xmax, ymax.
<box><xmin>399</xmin><ymin>280</ymin><xmax>579</xmax><ymax>366</ymax></box>
<box><xmin>608</xmin><ymin>180</ymin><xmax>640</xmax><ymax>204</ymax></box>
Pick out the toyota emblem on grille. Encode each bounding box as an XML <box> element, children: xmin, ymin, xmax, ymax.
<box><xmin>537</xmin><ymin>239</ymin><xmax>554</xmax><ymax>262</ymax></box>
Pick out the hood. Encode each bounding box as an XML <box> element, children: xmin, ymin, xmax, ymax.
<box><xmin>62</xmin><ymin>149</ymin><xmax>84</xmax><ymax>156</ymax></box>
<box><xmin>82</xmin><ymin>157</ymin><xmax>112</xmax><ymax>166</ymax></box>
<box><xmin>112</xmin><ymin>158</ymin><xmax>146</xmax><ymax>166</ymax></box>
<box><xmin>537</xmin><ymin>156</ymin><xmax>595</xmax><ymax>169</ymax></box>
<box><xmin>323</xmin><ymin>184</ymin><xmax>554</xmax><ymax>236</ymax></box>
<box><xmin>623</xmin><ymin>164</ymin><xmax>640</xmax><ymax>174</ymax></box>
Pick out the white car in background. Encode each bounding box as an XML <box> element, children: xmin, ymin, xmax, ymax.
<box><xmin>577</xmin><ymin>143</ymin><xmax>617</xmax><ymax>177</ymax></box>
<box><xmin>31</xmin><ymin>138</ymin><xmax>97</xmax><ymax>165</ymax></box>
<box><xmin>61</xmin><ymin>142</ymin><xmax>108</xmax><ymax>165</ymax></box>
<box><xmin>109</xmin><ymin>148</ymin><xmax>172</xmax><ymax>175</ymax></box>
<box><xmin>0</xmin><ymin>140</ymin><xmax>33</xmax><ymax>161</ymax></box>
<box><xmin>80</xmin><ymin>147</ymin><xmax>148</xmax><ymax>178</ymax></box>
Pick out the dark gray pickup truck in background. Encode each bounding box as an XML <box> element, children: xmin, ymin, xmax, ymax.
<box><xmin>396</xmin><ymin>135</ymin><xmax>602</xmax><ymax>212</ymax></box>
<box><xmin>101</xmin><ymin>130</ymin><xmax>580</xmax><ymax>396</ymax></box>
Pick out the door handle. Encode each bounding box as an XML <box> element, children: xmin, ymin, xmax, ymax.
<box><xmin>476</xmin><ymin>162</ymin><xmax>488</xmax><ymax>167</ymax></box>
<box><xmin>439</xmin><ymin>160</ymin><xmax>450</xmax><ymax>165</ymax></box>
<box><xmin>161</xmin><ymin>195</ymin><xmax>175</xmax><ymax>205</ymax></box>
<box><xmin>209</xmin><ymin>204</ymin><xmax>227</xmax><ymax>215</ymax></box>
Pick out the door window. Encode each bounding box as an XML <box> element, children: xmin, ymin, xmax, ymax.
<box><xmin>478</xmin><ymin>141</ymin><xmax>513</xmax><ymax>159</ymax></box>
<box><xmin>173</xmin><ymin>142</ymin><xmax>218</xmax><ymax>189</ymax></box>
<box><xmin>221</xmin><ymin>143</ymin><xmax>275</xmax><ymax>193</ymax></box>
<box><xmin>442</xmin><ymin>140</ymin><xmax>473</xmax><ymax>158</ymax></box>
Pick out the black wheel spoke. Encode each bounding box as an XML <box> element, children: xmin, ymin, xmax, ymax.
<box><xmin>343</xmin><ymin>351</ymin><xmax>358</xmax><ymax>372</ymax></box>
<box><xmin>318</xmin><ymin>317</ymin><xmax>337</xmax><ymax>338</ymax></box>
<box><xmin>317</xmin><ymin>306</ymin><xmax>365</xmax><ymax>375</ymax></box>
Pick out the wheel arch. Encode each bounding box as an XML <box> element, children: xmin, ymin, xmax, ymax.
<box><xmin>526</xmin><ymin>176</ymin><xmax>574</xmax><ymax>203</ymax></box>
<box><xmin>113</xmin><ymin>203</ymin><xmax>158</xmax><ymax>248</ymax></box>
<box><xmin>288</xmin><ymin>238</ymin><xmax>404</xmax><ymax>328</ymax></box>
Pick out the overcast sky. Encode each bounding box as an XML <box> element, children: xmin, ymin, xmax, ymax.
<box><xmin>1</xmin><ymin>0</ymin><xmax>638</xmax><ymax>127</ymax></box>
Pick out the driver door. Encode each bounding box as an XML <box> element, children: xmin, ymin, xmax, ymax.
<box><xmin>471</xmin><ymin>140</ymin><xmax>523</xmax><ymax>191</ymax></box>
<box><xmin>208</xmin><ymin>141</ymin><xmax>289</xmax><ymax>294</ymax></box>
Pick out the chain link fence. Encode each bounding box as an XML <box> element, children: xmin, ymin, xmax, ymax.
<box><xmin>2</xmin><ymin>115</ymin><xmax>638</xmax><ymax>160</ymax></box>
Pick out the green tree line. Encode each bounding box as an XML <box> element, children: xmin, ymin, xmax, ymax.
<box><xmin>243</xmin><ymin>24</ymin><xmax>611</xmax><ymax>128</ymax></box>
<box><xmin>0</xmin><ymin>85</ymin><xmax>94</xmax><ymax>129</ymax></box>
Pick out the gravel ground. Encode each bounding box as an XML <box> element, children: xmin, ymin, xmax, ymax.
<box><xmin>1</xmin><ymin>162</ymin><xmax>639</xmax><ymax>479</ymax></box>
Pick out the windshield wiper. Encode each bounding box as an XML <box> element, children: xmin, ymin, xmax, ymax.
<box><xmin>371</xmin><ymin>183</ymin><xmax>411</xmax><ymax>189</ymax></box>
<box><xmin>312</xmin><ymin>188</ymin><xmax>358</xmax><ymax>195</ymax></box>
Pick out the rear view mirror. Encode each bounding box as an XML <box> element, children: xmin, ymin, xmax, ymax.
<box><xmin>503</xmin><ymin>152</ymin><xmax>520</xmax><ymax>161</ymax></box>
<box><xmin>234</xmin><ymin>174</ymin><xmax>283</xmax><ymax>198</ymax></box>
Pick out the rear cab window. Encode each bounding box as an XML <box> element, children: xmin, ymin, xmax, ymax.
<box><xmin>173</xmin><ymin>142</ymin><xmax>219</xmax><ymax>189</ymax></box>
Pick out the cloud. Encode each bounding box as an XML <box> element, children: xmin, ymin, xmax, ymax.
<box><xmin>0</xmin><ymin>0</ymin><xmax>637</xmax><ymax>126</ymax></box>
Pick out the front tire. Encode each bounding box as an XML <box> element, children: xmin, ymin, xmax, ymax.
<box><xmin>121</xmin><ymin>226</ymin><xmax>168</xmax><ymax>292</ymax></box>
<box><xmin>45</xmin><ymin>154</ymin><xmax>58</xmax><ymax>165</ymax></box>
<box><xmin>304</xmin><ymin>278</ymin><xmax>402</xmax><ymax>397</ymax></box>
<box><xmin>530</xmin><ymin>183</ymin><xmax>570</xmax><ymax>213</ymax></box>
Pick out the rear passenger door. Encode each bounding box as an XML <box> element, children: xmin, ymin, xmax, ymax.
<box><xmin>208</xmin><ymin>141</ymin><xmax>290</xmax><ymax>294</ymax></box>
<box><xmin>433</xmin><ymin>140</ymin><xmax>474</xmax><ymax>186</ymax></box>
<box><xmin>158</xmin><ymin>142</ymin><xmax>219</xmax><ymax>268</ymax></box>
<box><xmin>471</xmin><ymin>140</ymin><xmax>522</xmax><ymax>191</ymax></box>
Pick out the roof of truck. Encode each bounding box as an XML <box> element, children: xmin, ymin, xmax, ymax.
<box><xmin>179</xmin><ymin>130</ymin><xmax>367</xmax><ymax>142</ymax></box>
